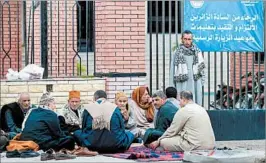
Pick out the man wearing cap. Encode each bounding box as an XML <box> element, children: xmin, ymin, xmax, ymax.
<box><xmin>20</xmin><ymin>92</ymin><xmax>76</xmax><ymax>152</ymax></box>
<box><xmin>57</xmin><ymin>90</ymin><xmax>85</xmax><ymax>133</ymax></box>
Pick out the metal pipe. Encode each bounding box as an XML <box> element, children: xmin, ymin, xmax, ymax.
<box><xmin>263</xmin><ymin>1</ymin><xmax>266</xmax><ymax>109</ymax></box>
<box><xmin>239</xmin><ymin>52</ymin><xmax>242</xmax><ymax>108</ymax></box>
<box><xmin>252</xmin><ymin>52</ymin><xmax>255</xmax><ymax>108</ymax></box>
<box><xmin>208</xmin><ymin>52</ymin><xmax>210</xmax><ymax>110</ymax></box>
<box><xmin>233</xmin><ymin>52</ymin><xmax>236</xmax><ymax>109</ymax></box>
<box><xmin>86</xmin><ymin>1</ymin><xmax>89</xmax><ymax>75</ymax></box>
<box><xmin>162</xmin><ymin>0</ymin><xmax>166</xmax><ymax>91</ymax></box>
<box><xmin>40</xmin><ymin>1</ymin><xmax>48</xmax><ymax>78</ymax></box>
<box><xmin>169</xmin><ymin>0</ymin><xmax>172</xmax><ymax>85</ymax></box>
<box><xmin>226</xmin><ymin>52</ymin><xmax>230</xmax><ymax>109</ymax></box>
<box><xmin>220</xmin><ymin>52</ymin><xmax>224</xmax><ymax>109</ymax></box>
<box><xmin>149</xmin><ymin>1</ymin><xmax>153</xmax><ymax>93</ymax></box>
<box><xmin>156</xmin><ymin>1</ymin><xmax>159</xmax><ymax>90</ymax></box>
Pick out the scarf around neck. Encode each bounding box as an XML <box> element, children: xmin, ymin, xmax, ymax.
<box><xmin>84</xmin><ymin>99</ymin><xmax>116</xmax><ymax>130</ymax></box>
<box><xmin>174</xmin><ymin>44</ymin><xmax>205</xmax><ymax>82</ymax></box>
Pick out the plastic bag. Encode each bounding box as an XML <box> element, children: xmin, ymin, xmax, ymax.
<box><xmin>6</xmin><ymin>69</ymin><xmax>19</xmax><ymax>80</ymax></box>
<box><xmin>19</xmin><ymin>64</ymin><xmax>44</xmax><ymax>80</ymax></box>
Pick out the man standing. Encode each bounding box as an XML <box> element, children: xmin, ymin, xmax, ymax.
<box><xmin>0</xmin><ymin>93</ymin><xmax>36</xmax><ymax>135</ymax></box>
<box><xmin>149</xmin><ymin>91</ymin><xmax>215</xmax><ymax>152</ymax></box>
<box><xmin>170</xmin><ymin>30</ymin><xmax>205</xmax><ymax>105</ymax></box>
<box><xmin>74</xmin><ymin>90</ymin><xmax>134</xmax><ymax>153</ymax></box>
<box><xmin>57</xmin><ymin>90</ymin><xmax>84</xmax><ymax>132</ymax></box>
<box><xmin>143</xmin><ymin>90</ymin><xmax>178</xmax><ymax>145</ymax></box>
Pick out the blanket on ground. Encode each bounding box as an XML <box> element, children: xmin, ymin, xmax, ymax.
<box><xmin>103</xmin><ymin>145</ymin><xmax>184</xmax><ymax>162</ymax></box>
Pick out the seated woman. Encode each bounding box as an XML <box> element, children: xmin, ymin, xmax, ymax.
<box><xmin>115</xmin><ymin>92</ymin><xmax>144</xmax><ymax>140</ymax></box>
<box><xmin>129</xmin><ymin>86</ymin><xmax>155</xmax><ymax>138</ymax></box>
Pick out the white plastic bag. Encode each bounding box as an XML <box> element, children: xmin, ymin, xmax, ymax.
<box><xmin>6</xmin><ymin>68</ymin><xmax>19</xmax><ymax>80</ymax></box>
<box><xmin>19</xmin><ymin>64</ymin><xmax>44</xmax><ymax>80</ymax></box>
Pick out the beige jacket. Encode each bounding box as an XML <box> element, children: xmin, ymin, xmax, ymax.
<box><xmin>158</xmin><ymin>103</ymin><xmax>215</xmax><ymax>151</ymax></box>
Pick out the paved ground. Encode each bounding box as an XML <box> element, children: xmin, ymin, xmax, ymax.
<box><xmin>216</xmin><ymin>140</ymin><xmax>265</xmax><ymax>151</ymax></box>
<box><xmin>0</xmin><ymin>140</ymin><xmax>265</xmax><ymax>163</ymax></box>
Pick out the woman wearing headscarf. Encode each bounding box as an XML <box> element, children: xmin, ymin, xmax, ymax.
<box><xmin>129</xmin><ymin>86</ymin><xmax>155</xmax><ymax>133</ymax></box>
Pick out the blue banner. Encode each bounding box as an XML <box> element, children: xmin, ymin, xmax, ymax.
<box><xmin>184</xmin><ymin>1</ymin><xmax>264</xmax><ymax>52</ymax></box>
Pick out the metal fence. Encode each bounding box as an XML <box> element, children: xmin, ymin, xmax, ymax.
<box><xmin>0</xmin><ymin>1</ymin><xmax>95</xmax><ymax>78</ymax></box>
<box><xmin>147</xmin><ymin>1</ymin><xmax>266</xmax><ymax>110</ymax></box>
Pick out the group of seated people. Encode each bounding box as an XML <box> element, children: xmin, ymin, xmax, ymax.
<box><xmin>0</xmin><ymin>85</ymin><xmax>216</xmax><ymax>157</ymax></box>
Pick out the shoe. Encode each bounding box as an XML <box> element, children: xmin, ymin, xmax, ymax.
<box><xmin>73</xmin><ymin>147</ymin><xmax>98</xmax><ymax>157</ymax></box>
<box><xmin>6</xmin><ymin>150</ymin><xmax>21</xmax><ymax>158</ymax></box>
<box><xmin>40</xmin><ymin>149</ymin><xmax>55</xmax><ymax>161</ymax></box>
<box><xmin>54</xmin><ymin>152</ymin><xmax>76</xmax><ymax>160</ymax></box>
<box><xmin>40</xmin><ymin>153</ymin><xmax>55</xmax><ymax>161</ymax></box>
<box><xmin>20</xmin><ymin>150</ymin><xmax>40</xmax><ymax>158</ymax></box>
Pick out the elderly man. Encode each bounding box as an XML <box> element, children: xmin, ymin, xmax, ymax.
<box><xmin>170</xmin><ymin>30</ymin><xmax>205</xmax><ymax>105</ymax></box>
<box><xmin>57</xmin><ymin>90</ymin><xmax>84</xmax><ymax>133</ymax></box>
<box><xmin>0</xmin><ymin>93</ymin><xmax>36</xmax><ymax>135</ymax></box>
<box><xmin>20</xmin><ymin>92</ymin><xmax>75</xmax><ymax>152</ymax></box>
<box><xmin>74</xmin><ymin>90</ymin><xmax>134</xmax><ymax>153</ymax></box>
<box><xmin>143</xmin><ymin>90</ymin><xmax>178</xmax><ymax>145</ymax></box>
<box><xmin>149</xmin><ymin>91</ymin><xmax>215</xmax><ymax>152</ymax></box>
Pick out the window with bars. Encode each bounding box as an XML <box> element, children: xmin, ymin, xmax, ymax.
<box><xmin>77</xmin><ymin>1</ymin><xmax>94</xmax><ymax>52</ymax></box>
<box><xmin>147</xmin><ymin>1</ymin><xmax>182</xmax><ymax>33</ymax></box>
<box><xmin>255</xmin><ymin>52</ymin><xmax>265</xmax><ymax>64</ymax></box>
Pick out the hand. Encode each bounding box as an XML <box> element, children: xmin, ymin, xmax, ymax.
<box><xmin>148</xmin><ymin>141</ymin><xmax>159</xmax><ymax>150</ymax></box>
<box><xmin>121</xmin><ymin>108</ymin><xmax>129</xmax><ymax>121</ymax></box>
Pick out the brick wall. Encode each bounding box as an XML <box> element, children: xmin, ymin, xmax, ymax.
<box><xmin>95</xmin><ymin>1</ymin><xmax>147</xmax><ymax>100</ymax></box>
<box><xmin>230</xmin><ymin>52</ymin><xmax>265</xmax><ymax>88</ymax></box>
<box><xmin>0</xmin><ymin>1</ymin><xmax>77</xmax><ymax>79</ymax></box>
<box><xmin>106</xmin><ymin>76</ymin><xmax>147</xmax><ymax>101</ymax></box>
<box><xmin>0</xmin><ymin>1</ymin><xmax>22</xmax><ymax>79</ymax></box>
<box><xmin>26</xmin><ymin>1</ymin><xmax>77</xmax><ymax>77</ymax></box>
<box><xmin>0</xmin><ymin>78</ymin><xmax>106</xmax><ymax>108</ymax></box>
<box><xmin>95</xmin><ymin>1</ymin><xmax>146</xmax><ymax>73</ymax></box>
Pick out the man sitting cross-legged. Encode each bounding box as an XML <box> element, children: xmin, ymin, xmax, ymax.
<box><xmin>143</xmin><ymin>90</ymin><xmax>178</xmax><ymax>145</ymax></box>
<box><xmin>20</xmin><ymin>92</ymin><xmax>76</xmax><ymax>152</ymax></box>
<box><xmin>74</xmin><ymin>90</ymin><xmax>135</xmax><ymax>153</ymax></box>
<box><xmin>57</xmin><ymin>90</ymin><xmax>85</xmax><ymax>133</ymax></box>
<box><xmin>148</xmin><ymin>91</ymin><xmax>215</xmax><ymax>152</ymax></box>
<box><xmin>0</xmin><ymin>93</ymin><xmax>36</xmax><ymax>138</ymax></box>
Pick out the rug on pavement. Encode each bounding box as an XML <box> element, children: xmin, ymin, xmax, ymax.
<box><xmin>103</xmin><ymin>146</ymin><xmax>184</xmax><ymax>162</ymax></box>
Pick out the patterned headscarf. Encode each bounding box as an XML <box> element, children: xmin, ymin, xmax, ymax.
<box><xmin>39</xmin><ymin>92</ymin><xmax>54</xmax><ymax>106</ymax></box>
<box><xmin>132</xmin><ymin>86</ymin><xmax>154</xmax><ymax>122</ymax></box>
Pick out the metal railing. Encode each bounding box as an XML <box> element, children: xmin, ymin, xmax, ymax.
<box><xmin>147</xmin><ymin>1</ymin><xmax>266</xmax><ymax>109</ymax></box>
<box><xmin>0</xmin><ymin>1</ymin><xmax>95</xmax><ymax>78</ymax></box>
